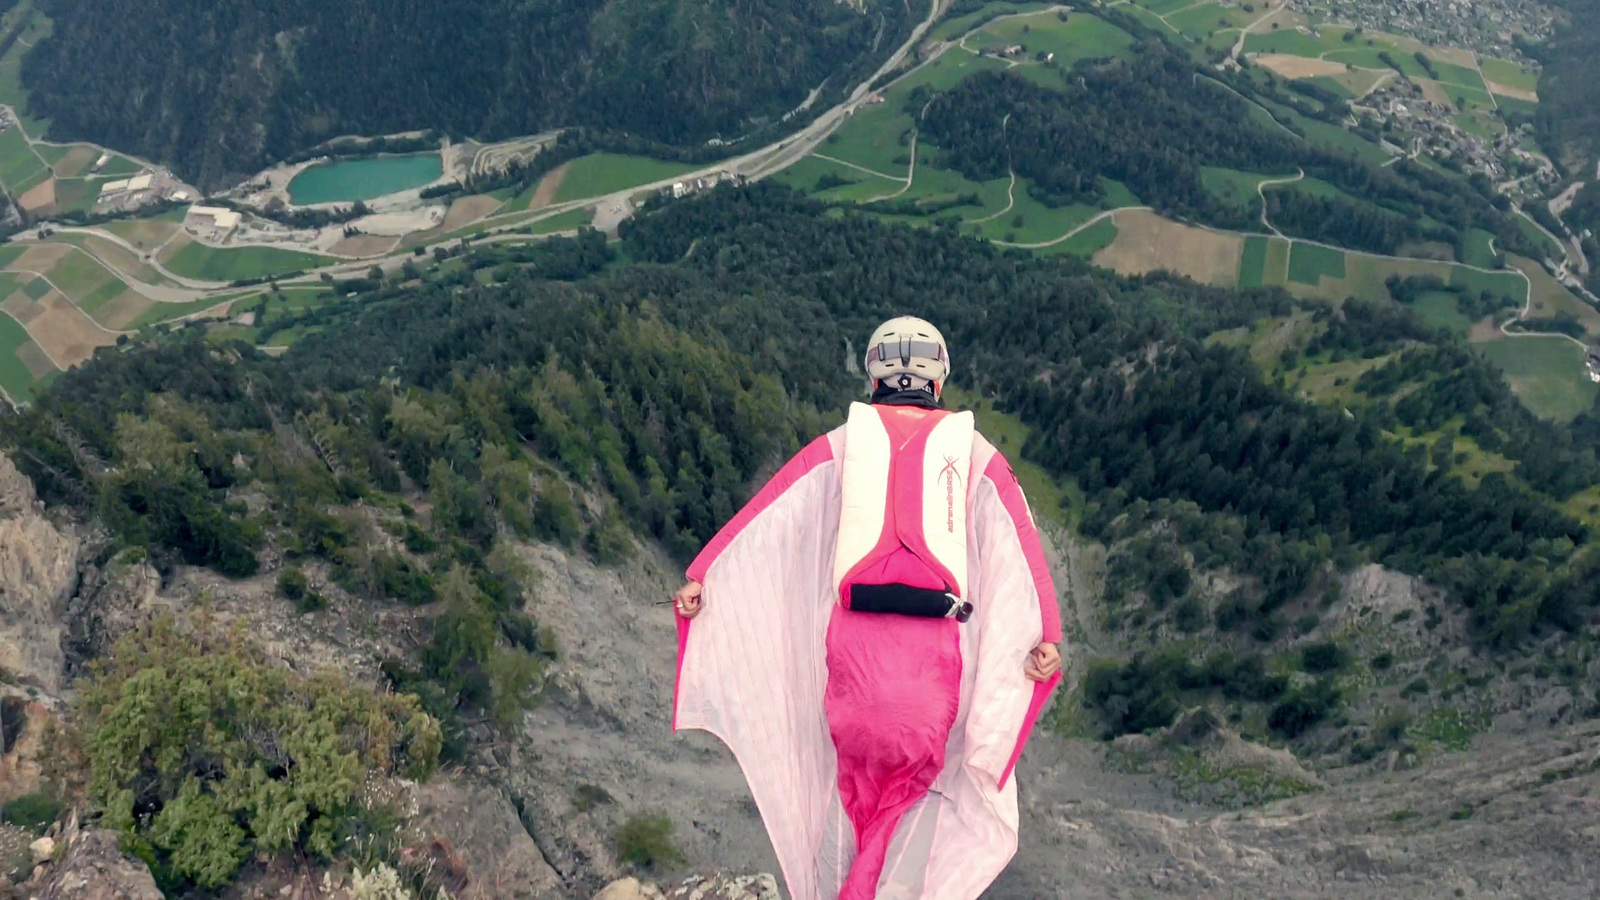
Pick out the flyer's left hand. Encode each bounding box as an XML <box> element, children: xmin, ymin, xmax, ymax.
<box><xmin>1025</xmin><ymin>642</ymin><xmax>1061</xmax><ymax>682</ymax></box>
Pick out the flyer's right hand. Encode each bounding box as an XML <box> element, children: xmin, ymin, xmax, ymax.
<box><xmin>674</xmin><ymin>581</ymin><xmax>704</xmax><ymax>619</ymax></box>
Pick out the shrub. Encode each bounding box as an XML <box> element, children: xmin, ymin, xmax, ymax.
<box><xmin>78</xmin><ymin>619</ymin><xmax>441</xmax><ymax>890</ymax></box>
<box><xmin>277</xmin><ymin>567</ymin><xmax>309</xmax><ymax>601</ymax></box>
<box><xmin>1268</xmin><ymin>677</ymin><xmax>1341</xmax><ymax>739</ymax></box>
<box><xmin>1</xmin><ymin>790</ymin><xmax>63</xmax><ymax>834</ymax></box>
<box><xmin>1301</xmin><ymin>641</ymin><xmax>1349</xmax><ymax>674</ymax></box>
<box><xmin>1370</xmin><ymin>651</ymin><xmax>1395</xmax><ymax>671</ymax></box>
<box><xmin>615</xmin><ymin>813</ymin><xmax>684</xmax><ymax>869</ymax></box>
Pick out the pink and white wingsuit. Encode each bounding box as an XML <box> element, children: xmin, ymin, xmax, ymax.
<box><xmin>674</xmin><ymin>400</ymin><xmax>1062</xmax><ymax>900</ymax></box>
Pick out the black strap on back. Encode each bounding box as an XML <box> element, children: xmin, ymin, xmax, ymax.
<box><xmin>848</xmin><ymin>583</ymin><xmax>972</xmax><ymax>622</ymax></box>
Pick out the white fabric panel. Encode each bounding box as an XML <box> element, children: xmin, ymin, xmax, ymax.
<box><xmin>833</xmin><ymin>402</ymin><xmax>892</xmax><ymax>593</ymax></box>
<box><xmin>919</xmin><ymin>411</ymin><xmax>973</xmax><ymax>597</ymax></box>
<box><xmin>676</xmin><ymin>461</ymin><xmax>842</xmax><ymax>900</ymax></box>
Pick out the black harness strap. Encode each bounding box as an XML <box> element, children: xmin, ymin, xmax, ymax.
<box><xmin>848</xmin><ymin>583</ymin><xmax>972</xmax><ymax>622</ymax></box>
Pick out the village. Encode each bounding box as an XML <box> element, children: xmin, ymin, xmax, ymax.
<box><xmin>1291</xmin><ymin>0</ymin><xmax>1554</xmax><ymax>59</ymax></box>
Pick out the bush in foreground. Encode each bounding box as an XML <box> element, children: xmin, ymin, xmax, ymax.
<box><xmin>78</xmin><ymin>618</ymin><xmax>441</xmax><ymax>890</ymax></box>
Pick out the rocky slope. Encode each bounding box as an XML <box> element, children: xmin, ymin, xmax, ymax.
<box><xmin>2</xmin><ymin>448</ymin><xmax>1598</xmax><ymax>898</ymax></box>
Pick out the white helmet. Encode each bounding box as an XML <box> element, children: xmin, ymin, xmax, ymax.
<box><xmin>864</xmin><ymin>316</ymin><xmax>950</xmax><ymax>398</ymax></box>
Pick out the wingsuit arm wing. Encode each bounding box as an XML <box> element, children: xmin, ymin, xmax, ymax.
<box><xmin>965</xmin><ymin>447</ymin><xmax>1063</xmax><ymax>791</ymax></box>
<box><xmin>672</xmin><ymin>431</ymin><xmax>841</xmax><ymax>900</ymax></box>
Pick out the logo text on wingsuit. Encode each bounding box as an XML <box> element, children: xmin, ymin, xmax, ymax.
<box><xmin>935</xmin><ymin>455</ymin><xmax>965</xmax><ymax>533</ymax></box>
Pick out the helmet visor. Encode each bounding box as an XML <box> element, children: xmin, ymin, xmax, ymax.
<box><xmin>866</xmin><ymin>339</ymin><xmax>947</xmax><ymax>367</ymax></box>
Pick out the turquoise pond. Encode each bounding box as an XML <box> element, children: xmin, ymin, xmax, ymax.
<box><xmin>287</xmin><ymin>153</ymin><xmax>443</xmax><ymax>205</ymax></box>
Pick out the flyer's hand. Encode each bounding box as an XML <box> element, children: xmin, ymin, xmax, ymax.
<box><xmin>674</xmin><ymin>581</ymin><xmax>704</xmax><ymax>619</ymax></box>
<box><xmin>1025</xmin><ymin>642</ymin><xmax>1061</xmax><ymax>682</ymax></box>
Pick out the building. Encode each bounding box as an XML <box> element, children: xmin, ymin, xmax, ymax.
<box><xmin>189</xmin><ymin>205</ymin><xmax>243</xmax><ymax>239</ymax></box>
<box><xmin>126</xmin><ymin>174</ymin><xmax>153</xmax><ymax>192</ymax></box>
<box><xmin>98</xmin><ymin>178</ymin><xmax>130</xmax><ymax>197</ymax></box>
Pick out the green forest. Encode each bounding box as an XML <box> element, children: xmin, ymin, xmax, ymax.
<box><xmin>1534</xmin><ymin>0</ymin><xmax>1600</xmax><ymax>176</ymax></box>
<box><xmin>19</xmin><ymin>0</ymin><xmax>908</xmax><ymax>187</ymax></box>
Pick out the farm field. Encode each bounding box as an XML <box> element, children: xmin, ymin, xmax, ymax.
<box><xmin>1286</xmin><ymin>242</ymin><xmax>1346</xmax><ymax>285</ymax></box>
<box><xmin>0</xmin><ymin>124</ymin><xmax>47</xmax><ymax>191</ymax></box>
<box><xmin>1511</xmin><ymin>255</ymin><xmax>1600</xmax><ymax>338</ymax></box>
<box><xmin>1410</xmin><ymin>291</ymin><xmax>1476</xmax><ymax>335</ymax></box>
<box><xmin>1093</xmin><ymin>210</ymin><xmax>1244</xmax><ymax>286</ymax></box>
<box><xmin>161</xmin><ymin>238</ymin><xmax>334</xmax><ymax>282</ymax></box>
<box><xmin>1201</xmin><ymin>167</ymin><xmax>1274</xmax><ymax>209</ymax></box>
<box><xmin>551</xmin><ymin>154</ymin><xmax>702</xmax><ymax>204</ymax></box>
<box><xmin>1474</xmin><ymin>337</ymin><xmax>1598</xmax><ymax>422</ymax></box>
<box><xmin>0</xmin><ymin>310</ymin><xmax>51</xmax><ymax>404</ymax></box>
<box><xmin>967</xmin><ymin>10</ymin><xmax>1136</xmax><ymax>66</ymax></box>
<box><xmin>1479</xmin><ymin>57</ymin><xmax>1539</xmax><ymax>93</ymax></box>
<box><xmin>1463</xmin><ymin>228</ymin><xmax>1498</xmax><ymax>268</ymax></box>
<box><xmin>1036</xmin><ymin>217</ymin><xmax>1118</xmax><ymax>257</ymax></box>
<box><xmin>521</xmin><ymin>207</ymin><xmax>594</xmax><ymax>235</ymax></box>
<box><xmin>930</xmin><ymin>1</ymin><xmax>1048</xmax><ymax>41</ymax></box>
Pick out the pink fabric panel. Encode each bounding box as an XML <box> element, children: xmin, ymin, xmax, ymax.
<box><xmin>849</xmin><ymin>548</ymin><xmax>945</xmax><ymax>592</ymax></box>
<box><xmin>981</xmin><ymin>453</ymin><xmax>1062</xmax><ymax>643</ymax></box>
<box><xmin>823</xmin><ymin>607</ymin><xmax>962</xmax><ymax>899</ymax></box>
<box><xmin>997</xmin><ymin>672</ymin><xmax>1060</xmax><ymax>790</ymax></box>
<box><xmin>686</xmin><ymin>433</ymin><xmax>836</xmax><ymax>584</ymax></box>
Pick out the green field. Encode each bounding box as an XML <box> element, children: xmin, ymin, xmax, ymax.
<box><xmin>1494</xmin><ymin>94</ymin><xmax>1538</xmax><ymax>118</ymax></box>
<box><xmin>128</xmin><ymin>296</ymin><xmax>232</xmax><ymax>329</ymax></box>
<box><xmin>969</xmin><ymin>11</ymin><xmax>1136</xmax><ymax>66</ymax></box>
<box><xmin>1165</xmin><ymin>3</ymin><xmax>1245</xmax><ymax>39</ymax></box>
<box><xmin>1513</xmin><ymin>212</ymin><xmax>1565</xmax><ymax>262</ymax></box>
<box><xmin>21</xmin><ymin>276</ymin><xmax>49</xmax><ymax>299</ymax></box>
<box><xmin>0</xmin><ymin>3</ymin><xmax>52</xmax><ymax>137</ymax></box>
<box><xmin>77</xmin><ymin>278</ymin><xmax>126</xmax><ymax>315</ymax></box>
<box><xmin>1475</xmin><ymin>337</ymin><xmax>1598</xmax><ymax>422</ymax></box>
<box><xmin>1243</xmin><ymin>30</ymin><xmax>1329</xmax><ymax>57</ymax></box>
<box><xmin>1306</xmin><ymin>76</ymin><xmax>1355</xmax><ymax>99</ymax></box>
<box><xmin>43</xmin><ymin>249</ymin><xmax>117</xmax><ymax>300</ymax></box>
<box><xmin>1287</xmin><ymin>242</ymin><xmax>1346</xmax><ymax>285</ymax></box>
<box><xmin>1237</xmin><ymin>235</ymin><xmax>1269</xmax><ymax>287</ymax></box>
<box><xmin>523</xmin><ymin>207</ymin><xmax>594</xmax><ymax>235</ymax></box>
<box><xmin>1441</xmin><ymin>82</ymin><xmax>1495</xmax><ymax>113</ymax></box>
<box><xmin>1479</xmin><ymin>57</ymin><xmax>1539</xmax><ymax>92</ymax></box>
<box><xmin>1135</xmin><ymin>0</ymin><xmax>1195</xmax><ymax>14</ymax></box>
<box><xmin>1463</xmin><ymin>228</ymin><xmax>1498</xmax><ymax>268</ymax></box>
<box><xmin>970</xmin><ymin>179</ymin><xmax>1099</xmax><ymax>244</ymax></box>
<box><xmin>1287</xmin><ymin>111</ymin><xmax>1392</xmax><ymax>165</ymax></box>
<box><xmin>0</xmin><ymin>124</ymin><xmax>46</xmax><ymax>190</ymax></box>
<box><xmin>1201</xmin><ymin>166</ymin><xmax>1272</xmax><ymax>209</ymax></box>
<box><xmin>930</xmin><ymin>1</ymin><xmax>1047</xmax><ymax>41</ymax></box>
<box><xmin>164</xmin><ymin>243</ymin><xmax>334</xmax><ymax>282</ymax></box>
<box><xmin>53</xmin><ymin>178</ymin><xmax>100</xmax><ymax>212</ymax></box>
<box><xmin>1098</xmin><ymin>177</ymin><xmax>1140</xmax><ymax>209</ymax></box>
<box><xmin>1038</xmin><ymin>217</ymin><xmax>1118</xmax><ymax>257</ymax></box>
<box><xmin>1429</xmin><ymin>60</ymin><xmax>1485</xmax><ymax>90</ymax></box>
<box><xmin>1448</xmin><ymin>265</ymin><xmax>1526</xmax><ymax>305</ymax></box>
<box><xmin>1411</xmin><ymin>291</ymin><xmax>1475</xmax><ymax>334</ymax></box>
<box><xmin>552</xmin><ymin>154</ymin><xmax>702</xmax><ymax>204</ymax></box>
<box><xmin>0</xmin><ymin>312</ymin><xmax>44</xmax><ymax>403</ymax></box>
